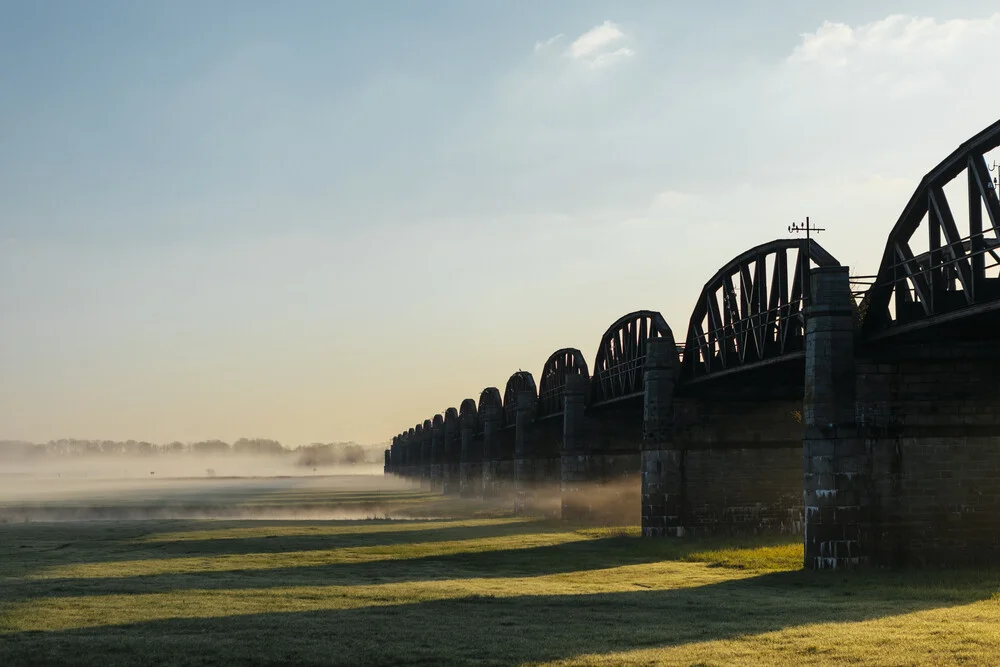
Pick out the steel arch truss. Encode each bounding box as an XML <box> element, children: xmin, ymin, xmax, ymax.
<box><xmin>861</xmin><ymin>118</ymin><xmax>1000</xmax><ymax>338</ymax></box>
<box><xmin>591</xmin><ymin>310</ymin><xmax>671</xmax><ymax>405</ymax></box>
<box><xmin>503</xmin><ymin>371</ymin><xmax>537</xmax><ymax>426</ymax></box>
<box><xmin>459</xmin><ymin>398</ymin><xmax>480</xmax><ymax>434</ymax></box>
<box><xmin>478</xmin><ymin>387</ymin><xmax>503</xmax><ymax>426</ymax></box>
<box><xmin>537</xmin><ymin>348</ymin><xmax>589</xmax><ymax>419</ymax></box>
<box><xmin>682</xmin><ymin>239</ymin><xmax>840</xmax><ymax>381</ymax></box>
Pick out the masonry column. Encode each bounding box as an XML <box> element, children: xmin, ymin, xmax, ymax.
<box><xmin>803</xmin><ymin>265</ymin><xmax>868</xmax><ymax>569</ymax></box>
<box><xmin>641</xmin><ymin>335</ymin><xmax>681</xmax><ymax>537</ymax></box>
<box><xmin>460</xmin><ymin>409</ymin><xmax>482</xmax><ymax>497</ymax></box>
<box><xmin>420</xmin><ymin>423</ymin><xmax>433</xmax><ymax>489</ymax></box>
<box><xmin>481</xmin><ymin>404</ymin><xmax>501</xmax><ymax>498</ymax></box>
<box><xmin>443</xmin><ymin>410</ymin><xmax>461</xmax><ymax>495</ymax></box>
<box><xmin>560</xmin><ymin>374</ymin><xmax>590</xmax><ymax>520</ymax></box>
<box><xmin>404</xmin><ymin>430</ymin><xmax>416</xmax><ymax>482</ymax></box>
<box><xmin>430</xmin><ymin>416</ymin><xmax>445</xmax><ymax>492</ymax></box>
<box><xmin>389</xmin><ymin>436</ymin><xmax>399</xmax><ymax>476</ymax></box>
<box><xmin>514</xmin><ymin>390</ymin><xmax>538</xmax><ymax>514</ymax></box>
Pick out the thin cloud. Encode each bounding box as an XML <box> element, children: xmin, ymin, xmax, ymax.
<box><xmin>534</xmin><ymin>34</ymin><xmax>565</xmax><ymax>53</ymax></box>
<box><xmin>569</xmin><ymin>21</ymin><xmax>625</xmax><ymax>59</ymax></box>
<box><xmin>591</xmin><ymin>47</ymin><xmax>635</xmax><ymax>68</ymax></box>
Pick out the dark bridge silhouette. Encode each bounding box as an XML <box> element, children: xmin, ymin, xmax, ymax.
<box><xmin>385</xmin><ymin>118</ymin><xmax>1000</xmax><ymax>570</ymax></box>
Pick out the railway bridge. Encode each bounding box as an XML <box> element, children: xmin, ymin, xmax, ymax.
<box><xmin>384</xmin><ymin>119</ymin><xmax>1000</xmax><ymax>568</ymax></box>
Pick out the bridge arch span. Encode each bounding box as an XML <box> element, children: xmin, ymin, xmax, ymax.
<box><xmin>503</xmin><ymin>371</ymin><xmax>537</xmax><ymax>425</ymax></box>
<box><xmin>478</xmin><ymin>387</ymin><xmax>503</xmax><ymax>426</ymax></box>
<box><xmin>681</xmin><ymin>238</ymin><xmax>839</xmax><ymax>382</ymax></box>
<box><xmin>537</xmin><ymin>348</ymin><xmax>589</xmax><ymax>419</ymax></box>
<box><xmin>459</xmin><ymin>398</ymin><xmax>479</xmax><ymax>432</ymax></box>
<box><xmin>591</xmin><ymin>310</ymin><xmax>674</xmax><ymax>405</ymax></box>
<box><xmin>861</xmin><ymin>118</ymin><xmax>1000</xmax><ymax>339</ymax></box>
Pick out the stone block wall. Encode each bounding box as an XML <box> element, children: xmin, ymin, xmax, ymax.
<box><xmin>460</xmin><ymin>431</ymin><xmax>484</xmax><ymax>498</ymax></box>
<box><xmin>676</xmin><ymin>389</ymin><xmax>803</xmax><ymax>535</ymax></box>
<box><xmin>857</xmin><ymin>340</ymin><xmax>1000</xmax><ymax>566</ymax></box>
<box><xmin>484</xmin><ymin>425</ymin><xmax>516</xmax><ymax>499</ymax></box>
<box><xmin>567</xmin><ymin>398</ymin><xmax>643</xmax><ymax>524</ymax></box>
<box><xmin>515</xmin><ymin>414</ymin><xmax>562</xmax><ymax>515</ymax></box>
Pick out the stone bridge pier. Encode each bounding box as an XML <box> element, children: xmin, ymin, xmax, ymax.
<box><xmin>560</xmin><ymin>374</ymin><xmax>592</xmax><ymax>520</ymax></box>
<box><xmin>480</xmin><ymin>388</ymin><xmax>515</xmax><ymax>499</ymax></box>
<box><xmin>443</xmin><ymin>408</ymin><xmax>461</xmax><ymax>495</ymax></box>
<box><xmin>458</xmin><ymin>400</ymin><xmax>483</xmax><ymax>497</ymax></box>
<box><xmin>419</xmin><ymin>422</ymin><xmax>432</xmax><ymax>489</ymax></box>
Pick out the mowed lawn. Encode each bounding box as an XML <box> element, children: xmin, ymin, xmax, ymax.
<box><xmin>1</xmin><ymin>479</ymin><xmax>999</xmax><ymax>666</ymax></box>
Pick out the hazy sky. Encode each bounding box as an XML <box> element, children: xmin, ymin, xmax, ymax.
<box><xmin>3</xmin><ymin>1</ymin><xmax>1000</xmax><ymax>446</ymax></box>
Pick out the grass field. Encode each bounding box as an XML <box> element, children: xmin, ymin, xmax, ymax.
<box><xmin>1</xmin><ymin>476</ymin><xmax>999</xmax><ymax>666</ymax></box>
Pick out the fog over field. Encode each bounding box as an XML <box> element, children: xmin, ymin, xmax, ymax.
<box><xmin>0</xmin><ymin>439</ymin><xmax>414</xmax><ymax>523</ymax></box>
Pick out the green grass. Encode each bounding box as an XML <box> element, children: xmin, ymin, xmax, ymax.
<box><xmin>1</xmin><ymin>477</ymin><xmax>999</xmax><ymax>666</ymax></box>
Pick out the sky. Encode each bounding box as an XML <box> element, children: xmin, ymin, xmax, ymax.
<box><xmin>2</xmin><ymin>1</ymin><xmax>1000</xmax><ymax>446</ymax></box>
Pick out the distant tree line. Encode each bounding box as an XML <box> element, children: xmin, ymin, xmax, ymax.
<box><xmin>0</xmin><ymin>438</ymin><xmax>385</xmax><ymax>466</ymax></box>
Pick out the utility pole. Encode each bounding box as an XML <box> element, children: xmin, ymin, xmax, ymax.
<box><xmin>788</xmin><ymin>216</ymin><xmax>825</xmax><ymax>242</ymax></box>
<box><xmin>788</xmin><ymin>217</ymin><xmax>826</xmax><ymax>303</ymax></box>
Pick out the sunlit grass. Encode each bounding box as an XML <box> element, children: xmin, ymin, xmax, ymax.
<box><xmin>536</xmin><ymin>600</ymin><xmax>1000</xmax><ymax>666</ymax></box>
<box><xmin>683</xmin><ymin>543</ymin><xmax>803</xmax><ymax>571</ymax></box>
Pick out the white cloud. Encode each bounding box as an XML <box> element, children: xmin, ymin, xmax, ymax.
<box><xmin>789</xmin><ymin>13</ymin><xmax>1000</xmax><ymax>67</ymax></box>
<box><xmin>779</xmin><ymin>11</ymin><xmax>1000</xmax><ymax>117</ymax></box>
<box><xmin>568</xmin><ymin>20</ymin><xmax>626</xmax><ymax>59</ymax></box>
<box><xmin>787</xmin><ymin>21</ymin><xmax>854</xmax><ymax>67</ymax></box>
<box><xmin>534</xmin><ymin>34</ymin><xmax>564</xmax><ymax>53</ymax></box>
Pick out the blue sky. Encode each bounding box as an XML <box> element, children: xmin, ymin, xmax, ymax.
<box><xmin>2</xmin><ymin>1</ymin><xmax>1000</xmax><ymax>445</ymax></box>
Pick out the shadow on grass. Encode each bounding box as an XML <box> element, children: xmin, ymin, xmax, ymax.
<box><xmin>1</xmin><ymin>569</ymin><xmax>994</xmax><ymax>667</ymax></box>
<box><xmin>0</xmin><ymin>532</ymin><xmax>788</xmax><ymax>602</ymax></box>
<box><xmin>1</xmin><ymin>519</ymin><xmax>552</xmax><ymax>567</ymax></box>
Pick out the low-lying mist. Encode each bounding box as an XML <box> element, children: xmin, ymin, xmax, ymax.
<box><xmin>0</xmin><ymin>465</ymin><xmax>421</xmax><ymax>524</ymax></box>
<box><xmin>0</xmin><ymin>452</ymin><xmax>383</xmax><ymax>484</ymax></box>
<box><xmin>0</xmin><ymin>441</ymin><xmax>413</xmax><ymax>523</ymax></box>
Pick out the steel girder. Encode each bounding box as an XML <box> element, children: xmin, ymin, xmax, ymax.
<box><xmin>591</xmin><ymin>310</ymin><xmax>672</xmax><ymax>405</ymax></box>
<box><xmin>537</xmin><ymin>348</ymin><xmax>589</xmax><ymax>419</ymax></box>
<box><xmin>861</xmin><ymin>118</ymin><xmax>1000</xmax><ymax>339</ymax></box>
<box><xmin>502</xmin><ymin>371</ymin><xmax>537</xmax><ymax>426</ymax></box>
<box><xmin>681</xmin><ymin>238</ymin><xmax>840</xmax><ymax>381</ymax></box>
